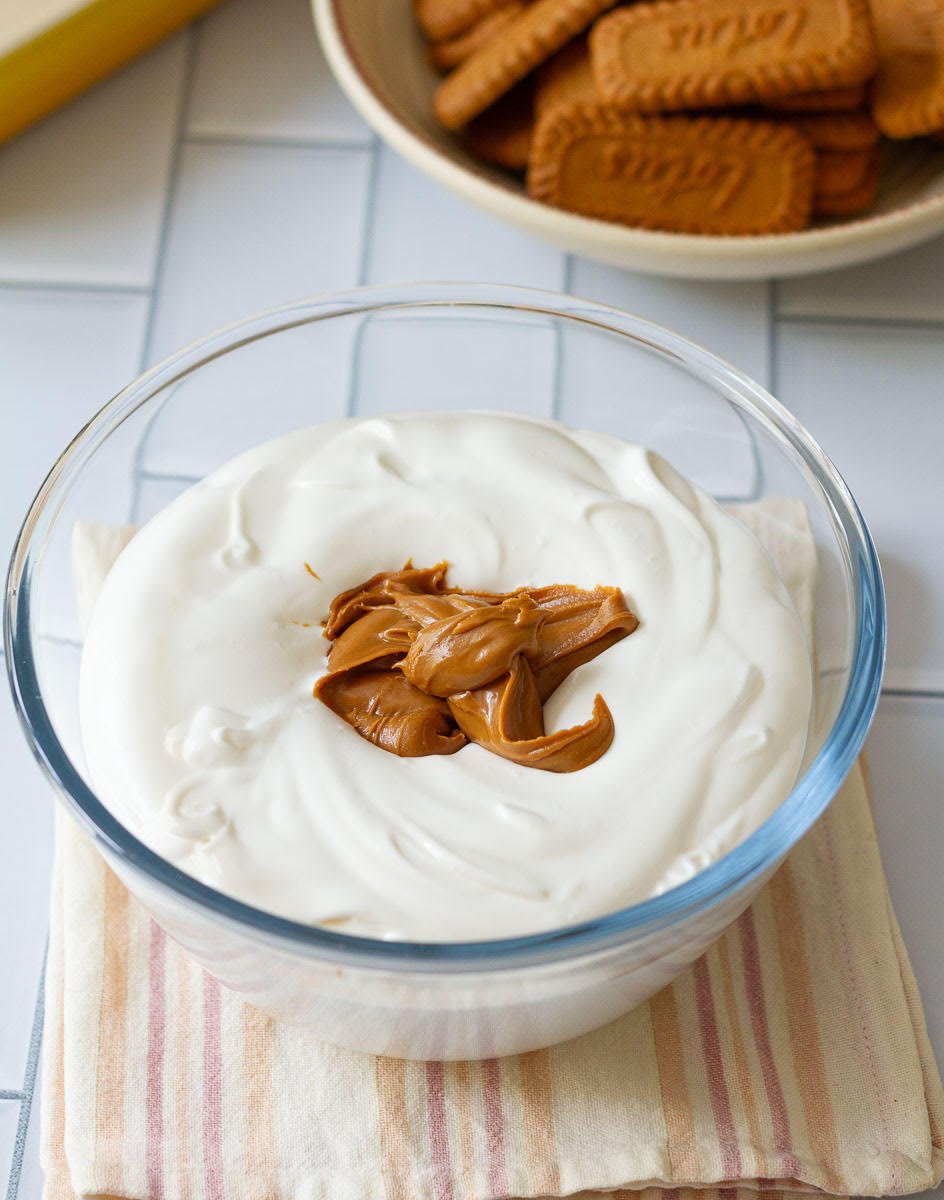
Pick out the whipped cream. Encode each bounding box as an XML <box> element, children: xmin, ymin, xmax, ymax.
<box><xmin>79</xmin><ymin>413</ymin><xmax>812</xmax><ymax>941</ymax></box>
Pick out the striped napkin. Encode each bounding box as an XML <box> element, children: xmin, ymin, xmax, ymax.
<box><xmin>42</xmin><ymin>503</ymin><xmax>944</xmax><ymax>1200</ymax></box>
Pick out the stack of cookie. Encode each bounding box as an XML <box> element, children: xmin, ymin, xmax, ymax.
<box><xmin>415</xmin><ymin>0</ymin><xmax>944</xmax><ymax>236</ymax></box>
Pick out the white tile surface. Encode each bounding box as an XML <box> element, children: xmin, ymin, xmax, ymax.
<box><xmin>0</xmin><ymin>288</ymin><xmax>148</xmax><ymax>566</ymax></box>
<box><xmin>147</xmin><ymin>140</ymin><xmax>371</xmax><ymax>364</ymax></box>
<box><xmin>776</xmin><ymin>321</ymin><xmax>944</xmax><ymax>691</ymax></box>
<box><xmin>188</xmin><ymin>0</ymin><xmax>369</xmax><ymax>143</ymax></box>
<box><xmin>138</xmin><ymin>314</ymin><xmax>357</xmax><ymax>479</ymax></box>
<box><xmin>0</xmin><ymin>666</ymin><xmax>52</xmax><ymax>1089</ymax></box>
<box><xmin>868</xmin><ymin>695</ymin><xmax>944</xmax><ymax>1073</ymax></box>
<box><xmin>556</xmin><ymin>331</ymin><xmax>760</xmax><ymax>499</ymax></box>
<box><xmin>0</xmin><ymin>1101</ymin><xmax>22</xmax><ymax>1179</ymax></box>
<box><xmin>366</xmin><ymin>145</ymin><xmax>565</xmax><ymax>289</ymax></box>
<box><xmin>351</xmin><ymin>312</ymin><xmax>558</xmax><ymax>417</ymax></box>
<box><xmin>132</xmin><ymin>473</ymin><xmax>199</xmax><ymax>525</ymax></box>
<box><xmin>561</xmin><ymin>260</ymin><xmax>771</xmax><ymax>499</ymax></box>
<box><xmin>0</xmin><ymin>37</ymin><xmax>188</xmax><ymax>287</ymax></box>
<box><xmin>571</xmin><ymin>259</ymin><xmax>771</xmax><ymax>388</ymax></box>
<box><xmin>778</xmin><ymin>234</ymin><xmax>944</xmax><ymax>322</ymax></box>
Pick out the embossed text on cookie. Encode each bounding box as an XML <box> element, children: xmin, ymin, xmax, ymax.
<box><xmin>664</xmin><ymin>7</ymin><xmax>807</xmax><ymax>56</ymax></box>
<box><xmin>600</xmin><ymin>143</ymin><xmax>750</xmax><ymax>210</ymax></box>
<box><xmin>590</xmin><ymin>0</ymin><xmax>878</xmax><ymax>112</ymax></box>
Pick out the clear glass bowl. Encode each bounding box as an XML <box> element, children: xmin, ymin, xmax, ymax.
<box><xmin>5</xmin><ymin>283</ymin><xmax>884</xmax><ymax>1060</ymax></box>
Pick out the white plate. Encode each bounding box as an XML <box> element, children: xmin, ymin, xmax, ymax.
<box><xmin>314</xmin><ymin>0</ymin><xmax>944</xmax><ymax>280</ymax></box>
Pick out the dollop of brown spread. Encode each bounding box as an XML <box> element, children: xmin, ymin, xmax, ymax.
<box><xmin>314</xmin><ymin>562</ymin><xmax>638</xmax><ymax>773</ymax></box>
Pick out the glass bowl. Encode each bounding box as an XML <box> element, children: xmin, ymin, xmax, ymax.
<box><xmin>5</xmin><ymin>283</ymin><xmax>884</xmax><ymax>1060</ymax></box>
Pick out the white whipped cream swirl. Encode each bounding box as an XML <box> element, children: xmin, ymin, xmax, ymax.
<box><xmin>79</xmin><ymin>413</ymin><xmax>812</xmax><ymax>941</ymax></box>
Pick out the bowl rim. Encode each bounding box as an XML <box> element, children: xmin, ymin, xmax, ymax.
<box><xmin>314</xmin><ymin>0</ymin><xmax>944</xmax><ymax>272</ymax></box>
<box><xmin>4</xmin><ymin>281</ymin><xmax>886</xmax><ymax>971</ymax></box>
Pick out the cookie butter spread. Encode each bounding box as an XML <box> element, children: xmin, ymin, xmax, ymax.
<box><xmin>315</xmin><ymin>563</ymin><xmax>638</xmax><ymax>770</ymax></box>
<box><xmin>79</xmin><ymin>412</ymin><xmax>813</xmax><ymax>941</ymax></box>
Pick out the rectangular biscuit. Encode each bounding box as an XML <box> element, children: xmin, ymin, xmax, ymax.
<box><xmin>527</xmin><ymin>106</ymin><xmax>816</xmax><ymax>233</ymax></box>
<box><xmin>434</xmin><ymin>0</ymin><xmax>616</xmax><ymax>130</ymax></box>
<box><xmin>428</xmin><ymin>5</ymin><xmax>527</xmax><ymax>72</ymax></box>
<box><xmin>869</xmin><ymin>0</ymin><xmax>944</xmax><ymax>137</ymax></box>
<box><xmin>417</xmin><ymin>0</ymin><xmax>513</xmax><ymax>41</ymax></box>
<box><xmin>590</xmin><ymin>0</ymin><xmax>878</xmax><ymax>113</ymax></box>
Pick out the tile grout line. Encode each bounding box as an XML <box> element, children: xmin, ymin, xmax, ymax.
<box><xmin>35</xmin><ymin>634</ymin><xmax>83</xmax><ymax>651</ymax></box>
<box><xmin>0</xmin><ymin>1094</ymin><xmax>23</xmax><ymax>1103</ymax></box>
<box><xmin>137</xmin><ymin>22</ymin><xmax>201</xmax><ymax>376</ymax></box>
<box><xmin>2</xmin><ymin>1103</ymin><xmax>22</xmax><ymax>1200</ymax></box>
<box><xmin>881</xmin><ymin>687</ymin><xmax>944</xmax><ymax>700</ymax></box>
<box><xmin>7</xmin><ymin>951</ymin><xmax>46</xmax><ymax>1200</ymax></box>
<box><xmin>129</xmin><ymin>382</ymin><xmax>188</xmax><ymax>524</ymax></box>
<box><xmin>715</xmin><ymin>276</ymin><xmax>777</xmax><ymax>505</ymax></box>
<box><xmin>138</xmin><ymin>468</ymin><xmax>203</xmax><ymax>485</ymax></box>
<box><xmin>562</xmin><ymin>252</ymin><xmax>575</xmax><ymax>294</ymax></box>
<box><xmin>355</xmin><ymin>134</ymin><xmax>381</xmax><ymax>292</ymax></box>
<box><xmin>755</xmin><ymin>276</ymin><xmax>780</xmax><ymax>494</ymax></box>
<box><xmin>767</xmin><ymin>277</ymin><xmax>781</xmax><ymax>394</ymax></box>
<box><xmin>776</xmin><ymin>310</ymin><xmax>944</xmax><ymax>333</ymax></box>
<box><xmin>129</xmin><ymin>23</ymin><xmax>202</xmax><ymax>522</ymax></box>
<box><xmin>764</xmin><ymin>275</ymin><xmax>781</xmax><ymax>510</ymax></box>
<box><xmin>716</xmin><ymin>492</ymin><xmax>767</xmax><ymax>504</ymax></box>
<box><xmin>185</xmin><ymin>130</ymin><xmax>373</xmax><ymax>154</ymax></box>
<box><xmin>551</xmin><ymin>254</ymin><xmax>575</xmax><ymax>420</ymax></box>
<box><xmin>0</xmin><ymin>280</ymin><xmax>151</xmax><ymax>297</ymax></box>
<box><xmin>346</xmin><ymin>134</ymin><xmax>381</xmax><ymax>418</ymax></box>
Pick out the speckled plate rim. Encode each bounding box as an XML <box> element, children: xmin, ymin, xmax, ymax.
<box><xmin>314</xmin><ymin>0</ymin><xmax>944</xmax><ymax>280</ymax></box>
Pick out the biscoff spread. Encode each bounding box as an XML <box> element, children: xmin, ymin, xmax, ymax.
<box><xmin>315</xmin><ymin>563</ymin><xmax>638</xmax><ymax>771</ymax></box>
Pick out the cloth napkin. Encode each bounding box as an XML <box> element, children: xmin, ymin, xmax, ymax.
<box><xmin>42</xmin><ymin>503</ymin><xmax>944</xmax><ymax>1200</ymax></box>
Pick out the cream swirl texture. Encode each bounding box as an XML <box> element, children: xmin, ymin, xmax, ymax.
<box><xmin>79</xmin><ymin>413</ymin><xmax>812</xmax><ymax>940</ymax></box>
